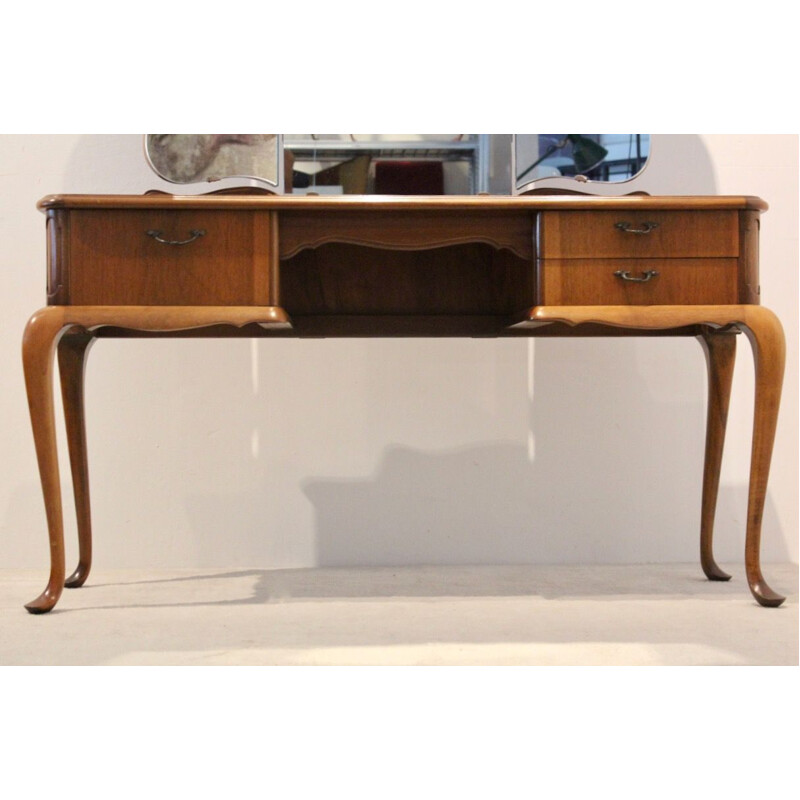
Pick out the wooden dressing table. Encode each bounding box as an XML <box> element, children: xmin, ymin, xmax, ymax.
<box><xmin>23</xmin><ymin>193</ymin><xmax>785</xmax><ymax>612</ymax></box>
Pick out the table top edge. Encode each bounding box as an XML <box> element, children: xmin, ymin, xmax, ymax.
<box><xmin>36</xmin><ymin>194</ymin><xmax>769</xmax><ymax>213</ymax></box>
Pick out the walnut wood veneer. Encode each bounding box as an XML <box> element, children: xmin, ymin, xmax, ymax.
<box><xmin>23</xmin><ymin>194</ymin><xmax>785</xmax><ymax>612</ymax></box>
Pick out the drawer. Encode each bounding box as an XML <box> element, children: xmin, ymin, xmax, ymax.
<box><xmin>61</xmin><ymin>209</ymin><xmax>276</xmax><ymax>305</ymax></box>
<box><xmin>538</xmin><ymin>211</ymin><xmax>739</xmax><ymax>259</ymax></box>
<box><xmin>539</xmin><ymin>259</ymin><xmax>740</xmax><ymax>305</ymax></box>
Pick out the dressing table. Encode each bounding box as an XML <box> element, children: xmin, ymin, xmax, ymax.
<box><xmin>22</xmin><ymin>191</ymin><xmax>785</xmax><ymax>612</ymax></box>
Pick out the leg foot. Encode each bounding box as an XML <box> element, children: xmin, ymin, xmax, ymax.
<box><xmin>704</xmin><ymin>562</ymin><xmax>732</xmax><ymax>582</ymax></box>
<box><xmin>748</xmin><ymin>573</ymin><xmax>785</xmax><ymax>608</ymax></box>
<box><xmin>65</xmin><ymin>563</ymin><xmax>91</xmax><ymax>589</ymax></box>
<box><xmin>25</xmin><ymin>584</ymin><xmax>64</xmax><ymax>614</ymax></box>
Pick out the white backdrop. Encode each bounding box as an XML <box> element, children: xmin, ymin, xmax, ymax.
<box><xmin>0</xmin><ymin>135</ymin><xmax>796</xmax><ymax>572</ymax></box>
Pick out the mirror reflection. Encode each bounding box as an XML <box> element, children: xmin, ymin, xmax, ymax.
<box><xmin>514</xmin><ymin>134</ymin><xmax>650</xmax><ymax>193</ymax></box>
<box><xmin>284</xmin><ymin>134</ymin><xmax>489</xmax><ymax>195</ymax></box>
<box><xmin>145</xmin><ymin>134</ymin><xmax>281</xmax><ymax>188</ymax></box>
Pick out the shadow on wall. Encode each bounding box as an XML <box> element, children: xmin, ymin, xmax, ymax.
<box><xmin>301</xmin><ymin>337</ymin><xmax>788</xmax><ymax>568</ymax></box>
<box><xmin>62</xmin><ymin>134</ymin><xmax>181</xmax><ymax>194</ymax></box>
<box><xmin>633</xmin><ymin>134</ymin><xmax>718</xmax><ymax>195</ymax></box>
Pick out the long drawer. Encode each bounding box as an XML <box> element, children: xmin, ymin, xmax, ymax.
<box><xmin>50</xmin><ymin>209</ymin><xmax>277</xmax><ymax>305</ymax></box>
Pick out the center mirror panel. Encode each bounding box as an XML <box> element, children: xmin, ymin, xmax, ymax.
<box><xmin>284</xmin><ymin>134</ymin><xmax>491</xmax><ymax>195</ymax></box>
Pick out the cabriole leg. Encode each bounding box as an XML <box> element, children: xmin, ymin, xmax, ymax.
<box><xmin>58</xmin><ymin>330</ymin><xmax>95</xmax><ymax>589</ymax></box>
<box><xmin>697</xmin><ymin>330</ymin><xmax>737</xmax><ymax>582</ymax></box>
<box><xmin>22</xmin><ymin>309</ymin><xmax>70</xmax><ymax>613</ymax></box>
<box><xmin>741</xmin><ymin>308</ymin><xmax>786</xmax><ymax>607</ymax></box>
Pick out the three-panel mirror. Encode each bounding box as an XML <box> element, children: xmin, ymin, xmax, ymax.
<box><xmin>145</xmin><ymin>134</ymin><xmax>651</xmax><ymax>195</ymax></box>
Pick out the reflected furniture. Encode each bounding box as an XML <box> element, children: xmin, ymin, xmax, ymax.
<box><xmin>286</xmin><ymin>136</ymin><xmax>490</xmax><ymax>194</ymax></box>
<box><xmin>23</xmin><ymin>193</ymin><xmax>785</xmax><ymax>612</ymax></box>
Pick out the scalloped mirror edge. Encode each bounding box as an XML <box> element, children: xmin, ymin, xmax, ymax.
<box><xmin>513</xmin><ymin>134</ymin><xmax>652</xmax><ymax>196</ymax></box>
<box><xmin>144</xmin><ymin>134</ymin><xmax>285</xmax><ymax>194</ymax></box>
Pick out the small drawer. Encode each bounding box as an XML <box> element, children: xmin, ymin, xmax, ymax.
<box><xmin>539</xmin><ymin>259</ymin><xmax>740</xmax><ymax>305</ymax></box>
<box><xmin>538</xmin><ymin>211</ymin><xmax>739</xmax><ymax>259</ymax></box>
<box><xmin>62</xmin><ymin>209</ymin><xmax>275</xmax><ymax>305</ymax></box>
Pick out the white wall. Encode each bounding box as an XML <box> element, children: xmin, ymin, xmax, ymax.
<box><xmin>0</xmin><ymin>135</ymin><xmax>796</xmax><ymax>574</ymax></box>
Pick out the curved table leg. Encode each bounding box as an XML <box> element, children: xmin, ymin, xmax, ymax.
<box><xmin>697</xmin><ymin>330</ymin><xmax>737</xmax><ymax>581</ymax></box>
<box><xmin>740</xmin><ymin>307</ymin><xmax>786</xmax><ymax>607</ymax></box>
<box><xmin>22</xmin><ymin>305</ymin><xmax>291</xmax><ymax>613</ymax></box>
<box><xmin>58</xmin><ymin>330</ymin><xmax>95</xmax><ymax>589</ymax></box>
<box><xmin>22</xmin><ymin>308</ymin><xmax>71</xmax><ymax>613</ymax></box>
<box><xmin>519</xmin><ymin>305</ymin><xmax>787</xmax><ymax>606</ymax></box>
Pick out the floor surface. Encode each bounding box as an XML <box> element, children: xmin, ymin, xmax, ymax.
<box><xmin>1</xmin><ymin>563</ymin><xmax>797</xmax><ymax>666</ymax></box>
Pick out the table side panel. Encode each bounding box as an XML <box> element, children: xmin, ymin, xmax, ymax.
<box><xmin>46</xmin><ymin>210</ymin><xmax>70</xmax><ymax>305</ymax></box>
<box><xmin>739</xmin><ymin>210</ymin><xmax>761</xmax><ymax>304</ymax></box>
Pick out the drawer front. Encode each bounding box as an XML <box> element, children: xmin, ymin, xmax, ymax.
<box><xmin>63</xmin><ymin>209</ymin><xmax>275</xmax><ymax>305</ymax></box>
<box><xmin>539</xmin><ymin>259</ymin><xmax>740</xmax><ymax>305</ymax></box>
<box><xmin>538</xmin><ymin>210</ymin><xmax>739</xmax><ymax>259</ymax></box>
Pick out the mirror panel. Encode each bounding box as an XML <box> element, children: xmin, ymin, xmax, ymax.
<box><xmin>283</xmin><ymin>134</ymin><xmax>489</xmax><ymax>195</ymax></box>
<box><xmin>514</xmin><ymin>134</ymin><xmax>650</xmax><ymax>194</ymax></box>
<box><xmin>145</xmin><ymin>134</ymin><xmax>283</xmax><ymax>191</ymax></box>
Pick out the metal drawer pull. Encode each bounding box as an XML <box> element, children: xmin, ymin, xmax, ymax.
<box><xmin>615</xmin><ymin>221</ymin><xmax>660</xmax><ymax>235</ymax></box>
<box><xmin>146</xmin><ymin>229</ymin><xmax>205</xmax><ymax>246</ymax></box>
<box><xmin>614</xmin><ymin>269</ymin><xmax>659</xmax><ymax>283</ymax></box>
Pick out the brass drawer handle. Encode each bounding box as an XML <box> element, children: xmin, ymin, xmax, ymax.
<box><xmin>615</xmin><ymin>221</ymin><xmax>660</xmax><ymax>235</ymax></box>
<box><xmin>614</xmin><ymin>269</ymin><xmax>659</xmax><ymax>283</ymax></box>
<box><xmin>146</xmin><ymin>229</ymin><xmax>206</xmax><ymax>246</ymax></box>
